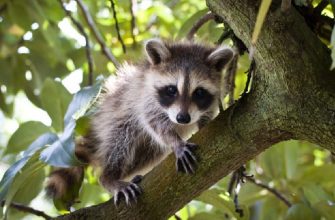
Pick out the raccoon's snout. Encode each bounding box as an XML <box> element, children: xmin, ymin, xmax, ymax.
<box><xmin>176</xmin><ymin>112</ymin><xmax>191</xmax><ymax>124</ymax></box>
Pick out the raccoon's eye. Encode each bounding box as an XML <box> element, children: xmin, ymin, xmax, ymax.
<box><xmin>192</xmin><ymin>87</ymin><xmax>214</xmax><ymax>110</ymax></box>
<box><xmin>165</xmin><ymin>85</ymin><xmax>178</xmax><ymax>97</ymax></box>
<box><xmin>193</xmin><ymin>87</ymin><xmax>207</xmax><ymax>98</ymax></box>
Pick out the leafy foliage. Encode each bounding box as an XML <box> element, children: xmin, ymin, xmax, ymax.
<box><xmin>0</xmin><ymin>0</ymin><xmax>335</xmax><ymax>219</ymax></box>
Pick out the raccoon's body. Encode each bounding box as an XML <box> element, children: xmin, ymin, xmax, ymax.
<box><xmin>46</xmin><ymin>39</ymin><xmax>234</xmax><ymax>206</ymax></box>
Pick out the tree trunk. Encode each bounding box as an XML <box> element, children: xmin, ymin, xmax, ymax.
<box><xmin>55</xmin><ymin>0</ymin><xmax>335</xmax><ymax>219</ymax></box>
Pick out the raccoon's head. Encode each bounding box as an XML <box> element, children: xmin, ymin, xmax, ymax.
<box><xmin>144</xmin><ymin>39</ymin><xmax>234</xmax><ymax>125</ymax></box>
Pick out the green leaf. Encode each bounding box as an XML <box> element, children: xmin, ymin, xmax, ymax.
<box><xmin>12</xmin><ymin>168</ymin><xmax>45</xmax><ymax>204</ymax></box>
<box><xmin>284</xmin><ymin>141</ymin><xmax>298</xmax><ymax>180</ymax></box>
<box><xmin>260</xmin><ymin>196</ymin><xmax>287</xmax><ymax>220</ymax></box>
<box><xmin>196</xmin><ymin>189</ymin><xmax>249</xmax><ymax>220</ymax></box>
<box><xmin>40</xmin><ymin>121</ymin><xmax>80</xmax><ymax>167</ymax></box>
<box><xmin>258</xmin><ymin>142</ymin><xmax>286</xmax><ymax>179</ymax></box>
<box><xmin>2</xmin><ymin>151</ymin><xmax>46</xmax><ymax>218</ymax></box>
<box><xmin>0</xmin><ymin>133</ymin><xmax>57</xmax><ymax>202</ymax></box>
<box><xmin>6</xmin><ymin>121</ymin><xmax>50</xmax><ymax>154</ymax></box>
<box><xmin>72</xmin><ymin>182</ymin><xmax>107</xmax><ymax>210</ymax></box>
<box><xmin>40</xmin><ymin>82</ymin><xmax>101</xmax><ymax>167</ymax></box>
<box><xmin>297</xmin><ymin>164</ymin><xmax>335</xmax><ymax>186</ymax></box>
<box><xmin>64</xmin><ymin>83</ymin><xmax>101</xmax><ymax>126</ymax></box>
<box><xmin>302</xmin><ymin>184</ymin><xmax>332</xmax><ymax>205</ymax></box>
<box><xmin>238</xmin><ymin>182</ymin><xmax>268</xmax><ymax>205</ymax></box>
<box><xmin>0</xmin><ymin>157</ymin><xmax>30</xmax><ymax>203</ymax></box>
<box><xmin>40</xmin><ymin>78</ymin><xmax>72</xmax><ymax>132</ymax></box>
<box><xmin>75</xmin><ymin>116</ymin><xmax>91</xmax><ymax>136</ymax></box>
<box><xmin>314</xmin><ymin>201</ymin><xmax>335</xmax><ymax>219</ymax></box>
<box><xmin>24</xmin><ymin>132</ymin><xmax>58</xmax><ymax>156</ymax></box>
<box><xmin>285</xmin><ymin>203</ymin><xmax>320</xmax><ymax>220</ymax></box>
<box><xmin>189</xmin><ymin>212</ymin><xmax>224</xmax><ymax>220</ymax></box>
<box><xmin>7</xmin><ymin>1</ymin><xmax>33</xmax><ymax>31</ymax></box>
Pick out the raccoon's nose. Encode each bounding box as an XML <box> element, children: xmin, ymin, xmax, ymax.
<box><xmin>176</xmin><ymin>113</ymin><xmax>191</xmax><ymax>124</ymax></box>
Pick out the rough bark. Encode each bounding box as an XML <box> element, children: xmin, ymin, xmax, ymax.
<box><xmin>55</xmin><ymin>0</ymin><xmax>335</xmax><ymax>219</ymax></box>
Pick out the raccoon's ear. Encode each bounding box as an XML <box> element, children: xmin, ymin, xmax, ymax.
<box><xmin>207</xmin><ymin>46</ymin><xmax>234</xmax><ymax>71</ymax></box>
<box><xmin>145</xmin><ymin>39</ymin><xmax>171</xmax><ymax>65</ymax></box>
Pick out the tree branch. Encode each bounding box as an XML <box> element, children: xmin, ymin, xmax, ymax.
<box><xmin>129</xmin><ymin>0</ymin><xmax>137</xmax><ymax>47</ymax></box>
<box><xmin>109</xmin><ymin>0</ymin><xmax>126</xmax><ymax>54</ymax></box>
<box><xmin>75</xmin><ymin>0</ymin><xmax>120</xmax><ymax>69</ymax></box>
<box><xmin>55</xmin><ymin>0</ymin><xmax>335</xmax><ymax>219</ymax></box>
<box><xmin>245</xmin><ymin>175</ymin><xmax>292</xmax><ymax>207</ymax></box>
<box><xmin>186</xmin><ymin>12</ymin><xmax>216</xmax><ymax>40</ymax></box>
<box><xmin>58</xmin><ymin>0</ymin><xmax>94</xmax><ymax>85</ymax></box>
<box><xmin>1</xmin><ymin>201</ymin><xmax>52</xmax><ymax>220</ymax></box>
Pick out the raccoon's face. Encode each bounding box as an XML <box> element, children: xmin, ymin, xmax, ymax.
<box><xmin>144</xmin><ymin>39</ymin><xmax>234</xmax><ymax>125</ymax></box>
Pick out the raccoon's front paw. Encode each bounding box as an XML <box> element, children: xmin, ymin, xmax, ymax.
<box><xmin>113</xmin><ymin>180</ymin><xmax>142</xmax><ymax>206</ymax></box>
<box><xmin>174</xmin><ymin>142</ymin><xmax>198</xmax><ymax>174</ymax></box>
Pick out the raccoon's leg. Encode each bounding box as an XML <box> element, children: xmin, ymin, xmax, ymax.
<box><xmin>99</xmin><ymin>159</ymin><xmax>142</xmax><ymax>206</ymax></box>
<box><xmin>151</xmin><ymin>126</ymin><xmax>198</xmax><ymax>174</ymax></box>
<box><xmin>173</xmin><ymin>141</ymin><xmax>198</xmax><ymax>174</ymax></box>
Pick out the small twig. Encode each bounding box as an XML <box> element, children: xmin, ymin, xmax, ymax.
<box><xmin>1</xmin><ymin>201</ymin><xmax>52</xmax><ymax>220</ymax></box>
<box><xmin>216</xmin><ymin>28</ymin><xmax>233</xmax><ymax>45</ymax></box>
<box><xmin>281</xmin><ymin>0</ymin><xmax>292</xmax><ymax>12</ymax></box>
<box><xmin>58</xmin><ymin>0</ymin><xmax>94</xmax><ymax>85</ymax></box>
<box><xmin>233</xmin><ymin>192</ymin><xmax>243</xmax><ymax>217</ymax></box>
<box><xmin>129</xmin><ymin>0</ymin><xmax>137</xmax><ymax>47</ymax></box>
<box><xmin>227</xmin><ymin>171</ymin><xmax>238</xmax><ymax>195</ymax></box>
<box><xmin>227</xmin><ymin>167</ymin><xmax>251</xmax><ymax>217</ymax></box>
<box><xmin>110</xmin><ymin>0</ymin><xmax>126</xmax><ymax>54</ymax></box>
<box><xmin>186</xmin><ymin>12</ymin><xmax>216</xmax><ymax>40</ymax></box>
<box><xmin>245</xmin><ymin>175</ymin><xmax>292</xmax><ymax>207</ymax></box>
<box><xmin>75</xmin><ymin>0</ymin><xmax>120</xmax><ymax>69</ymax></box>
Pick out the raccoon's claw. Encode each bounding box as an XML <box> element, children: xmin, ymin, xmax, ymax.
<box><xmin>174</xmin><ymin>142</ymin><xmax>198</xmax><ymax>174</ymax></box>
<box><xmin>131</xmin><ymin>175</ymin><xmax>143</xmax><ymax>184</ymax></box>
<box><xmin>113</xmin><ymin>182</ymin><xmax>142</xmax><ymax>206</ymax></box>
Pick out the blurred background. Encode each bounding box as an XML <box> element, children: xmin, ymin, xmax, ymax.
<box><xmin>0</xmin><ymin>0</ymin><xmax>335</xmax><ymax>219</ymax></box>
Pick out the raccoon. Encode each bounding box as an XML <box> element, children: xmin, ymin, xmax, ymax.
<box><xmin>46</xmin><ymin>39</ymin><xmax>234</xmax><ymax>206</ymax></box>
